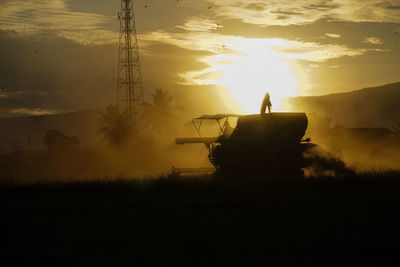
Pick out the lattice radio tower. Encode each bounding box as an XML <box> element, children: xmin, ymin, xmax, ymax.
<box><xmin>116</xmin><ymin>0</ymin><xmax>144</xmax><ymax>129</ymax></box>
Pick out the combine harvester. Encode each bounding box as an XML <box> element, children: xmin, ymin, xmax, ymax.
<box><xmin>175</xmin><ymin>93</ymin><xmax>324</xmax><ymax>177</ymax></box>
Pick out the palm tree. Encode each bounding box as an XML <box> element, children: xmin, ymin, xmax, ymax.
<box><xmin>98</xmin><ymin>104</ymin><xmax>131</xmax><ymax>145</ymax></box>
<box><xmin>141</xmin><ymin>89</ymin><xmax>177</xmax><ymax>138</ymax></box>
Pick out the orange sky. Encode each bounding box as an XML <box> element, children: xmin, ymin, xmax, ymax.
<box><xmin>0</xmin><ymin>0</ymin><xmax>399</xmax><ymax>116</ymax></box>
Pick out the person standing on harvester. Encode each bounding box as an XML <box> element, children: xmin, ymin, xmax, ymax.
<box><xmin>261</xmin><ymin>92</ymin><xmax>272</xmax><ymax>114</ymax></box>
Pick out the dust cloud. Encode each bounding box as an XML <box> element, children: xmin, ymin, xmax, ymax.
<box><xmin>0</xmin><ymin>92</ymin><xmax>219</xmax><ymax>183</ymax></box>
<box><xmin>0</xmin><ymin>127</ymin><xmax>211</xmax><ymax>183</ymax></box>
<box><xmin>304</xmin><ymin>112</ymin><xmax>400</xmax><ymax>173</ymax></box>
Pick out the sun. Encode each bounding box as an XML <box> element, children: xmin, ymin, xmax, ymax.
<box><xmin>182</xmin><ymin>37</ymin><xmax>300</xmax><ymax>114</ymax></box>
<box><xmin>221</xmin><ymin>55</ymin><xmax>297</xmax><ymax>113</ymax></box>
<box><xmin>218</xmin><ymin>41</ymin><xmax>299</xmax><ymax>114</ymax></box>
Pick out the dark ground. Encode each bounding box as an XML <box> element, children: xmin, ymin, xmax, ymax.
<box><xmin>2</xmin><ymin>173</ymin><xmax>400</xmax><ymax>266</ymax></box>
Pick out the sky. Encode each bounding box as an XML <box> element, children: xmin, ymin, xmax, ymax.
<box><xmin>0</xmin><ymin>0</ymin><xmax>400</xmax><ymax>117</ymax></box>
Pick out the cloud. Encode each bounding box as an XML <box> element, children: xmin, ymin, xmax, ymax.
<box><xmin>208</xmin><ymin>0</ymin><xmax>324</xmax><ymax>26</ymax></box>
<box><xmin>0</xmin><ymin>108</ymin><xmax>57</xmax><ymax>118</ymax></box>
<box><xmin>2</xmin><ymin>0</ymin><xmax>399</xmax><ymax>45</ymax></box>
<box><xmin>207</xmin><ymin>0</ymin><xmax>400</xmax><ymax>26</ymax></box>
<box><xmin>0</xmin><ymin>31</ymin><xmax>117</xmax><ymax>115</ymax></box>
<box><xmin>141</xmin><ymin>28</ymin><xmax>370</xmax><ymax>103</ymax></box>
<box><xmin>176</xmin><ymin>17</ymin><xmax>223</xmax><ymax>32</ymax></box>
<box><xmin>325</xmin><ymin>33</ymin><xmax>341</xmax><ymax>38</ymax></box>
<box><xmin>142</xmin><ymin>30</ymin><xmax>367</xmax><ymax>63</ymax></box>
<box><xmin>274</xmin><ymin>42</ymin><xmax>366</xmax><ymax>62</ymax></box>
<box><xmin>0</xmin><ymin>0</ymin><xmax>117</xmax><ymax>45</ymax></box>
<box><xmin>375</xmin><ymin>1</ymin><xmax>400</xmax><ymax>10</ymax></box>
<box><xmin>363</xmin><ymin>36</ymin><xmax>384</xmax><ymax>45</ymax></box>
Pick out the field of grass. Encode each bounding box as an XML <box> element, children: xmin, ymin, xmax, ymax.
<box><xmin>2</xmin><ymin>172</ymin><xmax>400</xmax><ymax>266</ymax></box>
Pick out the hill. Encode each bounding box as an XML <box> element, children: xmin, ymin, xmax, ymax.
<box><xmin>285</xmin><ymin>82</ymin><xmax>400</xmax><ymax>127</ymax></box>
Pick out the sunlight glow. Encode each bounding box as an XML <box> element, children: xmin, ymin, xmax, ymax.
<box><xmin>182</xmin><ymin>38</ymin><xmax>300</xmax><ymax>114</ymax></box>
<box><xmin>219</xmin><ymin>42</ymin><xmax>298</xmax><ymax>113</ymax></box>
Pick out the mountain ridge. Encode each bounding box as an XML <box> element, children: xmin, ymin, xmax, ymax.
<box><xmin>292</xmin><ymin>82</ymin><xmax>400</xmax><ymax>99</ymax></box>
<box><xmin>285</xmin><ymin>82</ymin><xmax>400</xmax><ymax>128</ymax></box>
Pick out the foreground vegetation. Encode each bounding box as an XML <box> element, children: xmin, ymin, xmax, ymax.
<box><xmin>2</xmin><ymin>172</ymin><xmax>400</xmax><ymax>266</ymax></box>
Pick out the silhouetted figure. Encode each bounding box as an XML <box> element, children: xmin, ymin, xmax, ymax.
<box><xmin>261</xmin><ymin>92</ymin><xmax>272</xmax><ymax>114</ymax></box>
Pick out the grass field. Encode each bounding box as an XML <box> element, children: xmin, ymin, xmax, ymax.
<box><xmin>2</xmin><ymin>172</ymin><xmax>400</xmax><ymax>266</ymax></box>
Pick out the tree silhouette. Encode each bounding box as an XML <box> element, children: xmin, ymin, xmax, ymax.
<box><xmin>44</xmin><ymin>129</ymin><xmax>79</xmax><ymax>151</ymax></box>
<box><xmin>98</xmin><ymin>104</ymin><xmax>131</xmax><ymax>145</ymax></box>
<box><xmin>141</xmin><ymin>89</ymin><xmax>177</xmax><ymax>138</ymax></box>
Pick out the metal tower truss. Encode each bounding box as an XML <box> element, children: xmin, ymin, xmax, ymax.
<box><xmin>116</xmin><ymin>0</ymin><xmax>144</xmax><ymax>129</ymax></box>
